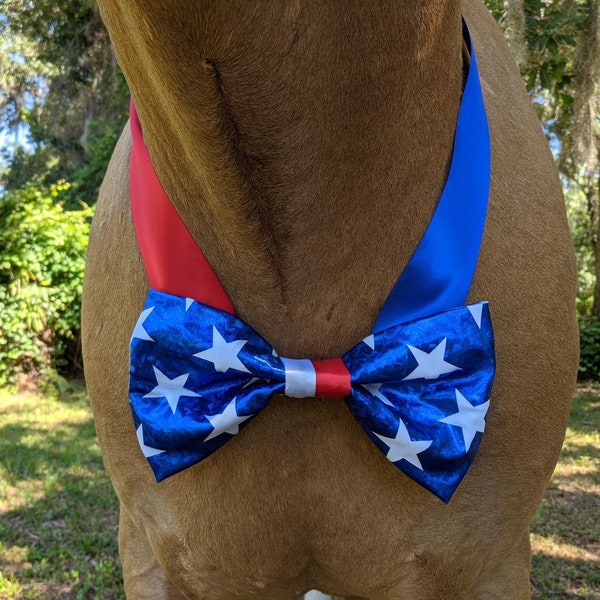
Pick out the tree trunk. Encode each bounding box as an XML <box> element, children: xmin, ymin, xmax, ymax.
<box><xmin>504</xmin><ymin>0</ymin><xmax>528</xmax><ymax>68</ymax></box>
<box><xmin>591</xmin><ymin>176</ymin><xmax>600</xmax><ymax>317</ymax></box>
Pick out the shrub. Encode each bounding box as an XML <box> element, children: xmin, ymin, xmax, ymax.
<box><xmin>578</xmin><ymin>318</ymin><xmax>600</xmax><ymax>381</ymax></box>
<box><xmin>0</xmin><ymin>182</ymin><xmax>93</xmax><ymax>388</ymax></box>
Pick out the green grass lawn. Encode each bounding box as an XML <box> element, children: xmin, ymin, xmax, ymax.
<box><xmin>530</xmin><ymin>385</ymin><xmax>600</xmax><ymax>599</ymax></box>
<box><xmin>0</xmin><ymin>385</ymin><xmax>598</xmax><ymax>599</ymax></box>
<box><xmin>0</xmin><ymin>385</ymin><xmax>123</xmax><ymax>599</ymax></box>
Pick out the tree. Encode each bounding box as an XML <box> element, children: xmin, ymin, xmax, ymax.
<box><xmin>0</xmin><ymin>0</ymin><xmax>128</xmax><ymax>201</ymax></box>
<box><xmin>0</xmin><ymin>1</ymin><xmax>128</xmax><ymax>385</ymax></box>
<box><xmin>486</xmin><ymin>0</ymin><xmax>600</xmax><ymax>317</ymax></box>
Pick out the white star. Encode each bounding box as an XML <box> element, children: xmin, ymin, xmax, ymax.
<box><xmin>204</xmin><ymin>397</ymin><xmax>253</xmax><ymax>441</ymax></box>
<box><xmin>363</xmin><ymin>334</ymin><xmax>375</xmax><ymax>350</ymax></box>
<box><xmin>403</xmin><ymin>338</ymin><xmax>461</xmax><ymax>381</ymax></box>
<box><xmin>374</xmin><ymin>419</ymin><xmax>432</xmax><ymax>470</ymax></box>
<box><xmin>185</xmin><ymin>298</ymin><xmax>195</xmax><ymax>311</ymax></box>
<box><xmin>468</xmin><ymin>303</ymin><xmax>484</xmax><ymax>328</ymax></box>
<box><xmin>440</xmin><ymin>389</ymin><xmax>490</xmax><ymax>451</ymax></box>
<box><xmin>136</xmin><ymin>424</ymin><xmax>165</xmax><ymax>458</ymax></box>
<box><xmin>362</xmin><ymin>383</ymin><xmax>394</xmax><ymax>406</ymax></box>
<box><xmin>194</xmin><ymin>326</ymin><xmax>250</xmax><ymax>373</ymax></box>
<box><xmin>242</xmin><ymin>377</ymin><xmax>260</xmax><ymax>389</ymax></box>
<box><xmin>132</xmin><ymin>306</ymin><xmax>155</xmax><ymax>341</ymax></box>
<box><xmin>143</xmin><ymin>366</ymin><xmax>199</xmax><ymax>413</ymax></box>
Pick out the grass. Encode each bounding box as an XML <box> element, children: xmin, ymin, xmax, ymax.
<box><xmin>530</xmin><ymin>385</ymin><xmax>600</xmax><ymax>599</ymax></box>
<box><xmin>0</xmin><ymin>384</ymin><xmax>123</xmax><ymax>599</ymax></box>
<box><xmin>0</xmin><ymin>385</ymin><xmax>598</xmax><ymax>599</ymax></box>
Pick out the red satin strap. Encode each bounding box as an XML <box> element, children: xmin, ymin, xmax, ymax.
<box><xmin>129</xmin><ymin>101</ymin><xmax>234</xmax><ymax>314</ymax></box>
<box><xmin>313</xmin><ymin>358</ymin><xmax>352</xmax><ymax>398</ymax></box>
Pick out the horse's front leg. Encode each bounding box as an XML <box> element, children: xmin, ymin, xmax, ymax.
<box><xmin>119</xmin><ymin>509</ymin><xmax>189</xmax><ymax>600</ymax></box>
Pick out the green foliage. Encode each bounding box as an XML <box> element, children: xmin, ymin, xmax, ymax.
<box><xmin>486</xmin><ymin>0</ymin><xmax>593</xmax><ymax>161</ymax></box>
<box><xmin>487</xmin><ymin>0</ymin><xmax>600</xmax><ymax>376</ymax></box>
<box><xmin>0</xmin><ymin>145</ymin><xmax>61</xmax><ymax>192</ymax></box>
<box><xmin>0</xmin><ymin>0</ymin><xmax>125</xmax><ymax>388</ymax></box>
<box><xmin>64</xmin><ymin>118</ymin><xmax>124</xmax><ymax>208</ymax></box>
<box><xmin>0</xmin><ymin>182</ymin><xmax>93</xmax><ymax>388</ymax></box>
<box><xmin>564</xmin><ymin>181</ymin><xmax>595</xmax><ymax>317</ymax></box>
<box><xmin>0</xmin><ymin>0</ymin><xmax>129</xmax><ymax>194</ymax></box>
<box><xmin>578</xmin><ymin>319</ymin><xmax>600</xmax><ymax>380</ymax></box>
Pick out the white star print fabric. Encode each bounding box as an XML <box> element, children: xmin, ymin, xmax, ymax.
<box><xmin>129</xmin><ymin>290</ymin><xmax>495</xmax><ymax>502</ymax></box>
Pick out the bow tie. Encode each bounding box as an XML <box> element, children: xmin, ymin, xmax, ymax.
<box><xmin>129</xmin><ymin>289</ymin><xmax>495</xmax><ymax>503</ymax></box>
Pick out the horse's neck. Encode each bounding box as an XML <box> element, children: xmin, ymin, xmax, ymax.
<box><xmin>99</xmin><ymin>1</ymin><xmax>465</xmax><ymax>355</ymax></box>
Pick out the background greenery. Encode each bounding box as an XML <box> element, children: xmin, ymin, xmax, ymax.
<box><xmin>1</xmin><ymin>0</ymin><xmax>128</xmax><ymax>389</ymax></box>
<box><xmin>0</xmin><ymin>0</ymin><xmax>598</xmax><ymax>388</ymax></box>
<box><xmin>0</xmin><ymin>183</ymin><xmax>92</xmax><ymax>388</ymax></box>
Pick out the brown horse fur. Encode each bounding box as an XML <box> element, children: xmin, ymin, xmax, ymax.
<box><xmin>82</xmin><ymin>1</ymin><xmax>579</xmax><ymax>598</ymax></box>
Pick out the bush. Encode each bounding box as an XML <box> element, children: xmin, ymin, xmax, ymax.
<box><xmin>0</xmin><ymin>182</ymin><xmax>93</xmax><ymax>388</ymax></box>
<box><xmin>578</xmin><ymin>319</ymin><xmax>600</xmax><ymax>381</ymax></box>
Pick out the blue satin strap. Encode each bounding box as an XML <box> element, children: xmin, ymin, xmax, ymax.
<box><xmin>374</xmin><ymin>26</ymin><xmax>490</xmax><ymax>333</ymax></box>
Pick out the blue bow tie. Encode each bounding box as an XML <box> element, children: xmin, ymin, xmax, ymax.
<box><xmin>128</xmin><ymin>22</ymin><xmax>493</xmax><ymax>503</ymax></box>
<box><xmin>129</xmin><ymin>289</ymin><xmax>495</xmax><ymax>503</ymax></box>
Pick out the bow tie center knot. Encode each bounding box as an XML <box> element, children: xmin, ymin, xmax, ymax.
<box><xmin>280</xmin><ymin>357</ymin><xmax>351</xmax><ymax>398</ymax></box>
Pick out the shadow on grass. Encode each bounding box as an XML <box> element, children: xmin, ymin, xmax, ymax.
<box><xmin>0</xmin><ymin>419</ymin><xmax>101</xmax><ymax>484</ymax></box>
<box><xmin>564</xmin><ymin>391</ymin><xmax>600</xmax><ymax>436</ymax></box>
<box><xmin>0</xmin><ymin>404</ymin><xmax>124</xmax><ymax>599</ymax></box>
<box><xmin>1</xmin><ymin>471</ymin><xmax>123</xmax><ymax>599</ymax></box>
<box><xmin>559</xmin><ymin>445</ymin><xmax>600</xmax><ymax>467</ymax></box>
<box><xmin>530</xmin><ymin>389</ymin><xmax>600</xmax><ymax>599</ymax></box>
<box><xmin>532</xmin><ymin>552</ymin><xmax>600</xmax><ymax>599</ymax></box>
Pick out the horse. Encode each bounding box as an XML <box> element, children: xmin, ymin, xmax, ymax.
<box><xmin>82</xmin><ymin>1</ymin><xmax>579</xmax><ymax>598</ymax></box>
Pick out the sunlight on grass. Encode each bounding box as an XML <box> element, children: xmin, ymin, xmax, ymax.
<box><xmin>530</xmin><ymin>387</ymin><xmax>600</xmax><ymax>600</ymax></box>
<box><xmin>0</xmin><ymin>386</ymin><xmax>124</xmax><ymax>599</ymax></box>
<box><xmin>531</xmin><ymin>533</ymin><xmax>598</xmax><ymax>562</ymax></box>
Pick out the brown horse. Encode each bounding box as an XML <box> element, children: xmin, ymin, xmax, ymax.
<box><xmin>82</xmin><ymin>1</ymin><xmax>579</xmax><ymax>598</ymax></box>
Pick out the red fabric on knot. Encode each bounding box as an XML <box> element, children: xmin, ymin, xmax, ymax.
<box><xmin>313</xmin><ymin>358</ymin><xmax>352</xmax><ymax>397</ymax></box>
